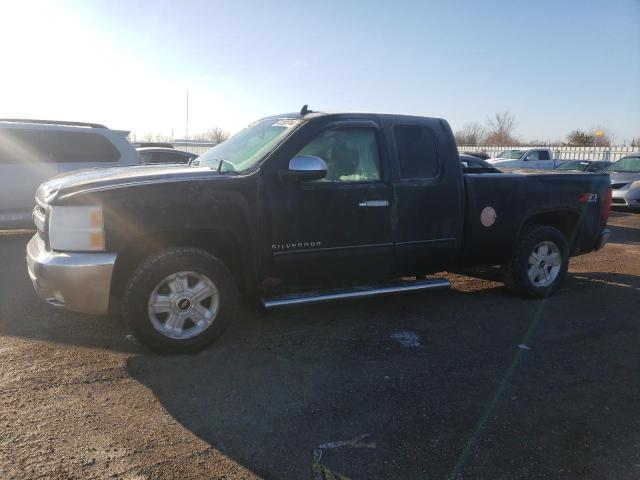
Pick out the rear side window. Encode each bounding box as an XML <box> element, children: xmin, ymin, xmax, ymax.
<box><xmin>539</xmin><ymin>150</ymin><xmax>551</xmax><ymax>160</ymax></box>
<box><xmin>40</xmin><ymin>131</ymin><xmax>120</xmax><ymax>163</ymax></box>
<box><xmin>0</xmin><ymin>129</ymin><xmax>42</xmax><ymax>164</ymax></box>
<box><xmin>394</xmin><ymin>125</ymin><xmax>439</xmax><ymax>179</ymax></box>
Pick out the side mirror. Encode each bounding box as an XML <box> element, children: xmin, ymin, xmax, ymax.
<box><xmin>280</xmin><ymin>155</ymin><xmax>328</xmax><ymax>183</ymax></box>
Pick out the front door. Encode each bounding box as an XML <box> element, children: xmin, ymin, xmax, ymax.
<box><xmin>262</xmin><ymin>122</ymin><xmax>394</xmax><ymax>283</ymax></box>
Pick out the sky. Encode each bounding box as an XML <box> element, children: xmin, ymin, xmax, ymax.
<box><xmin>1</xmin><ymin>0</ymin><xmax>639</xmax><ymax>143</ymax></box>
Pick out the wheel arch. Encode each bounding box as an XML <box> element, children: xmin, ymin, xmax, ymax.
<box><xmin>517</xmin><ymin>208</ymin><xmax>582</xmax><ymax>252</ymax></box>
<box><xmin>111</xmin><ymin>228</ymin><xmax>254</xmax><ymax>297</ymax></box>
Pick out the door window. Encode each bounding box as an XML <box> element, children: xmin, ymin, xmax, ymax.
<box><xmin>296</xmin><ymin>128</ymin><xmax>380</xmax><ymax>182</ymax></box>
<box><xmin>394</xmin><ymin>125</ymin><xmax>440</xmax><ymax>178</ymax></box>
<box><xmin>539</xmin><ymin>150</ymin><xmax>551</xmax><ymax>160</ymax></box>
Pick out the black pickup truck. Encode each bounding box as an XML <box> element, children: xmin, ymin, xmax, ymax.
<box><xmin>27</xmin><ymin>108</ymin><xmax>612</xmax><ymax>353</ymax></box>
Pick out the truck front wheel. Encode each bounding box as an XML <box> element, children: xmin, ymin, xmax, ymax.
<box><xmin>503</xmin><ymin>225</ymin><xmax>569</xmax><ymax>298</ymax></box>
<box><xmin>122</xmin><ymin>247</ymin><xmax>238</xmax><ymax>354</ymax></box>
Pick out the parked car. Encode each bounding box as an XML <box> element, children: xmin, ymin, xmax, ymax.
<box><xmin>488</xmin><ymin>148</ymin><xmax>562</xmax><ymax>170</ymax></box>
<box><xmin>460</xmin><ymin>154</ymin><xmax>501</xmax><ymax>173</ymax></box>
<box><xmin>605</xmin><ymin>155</ymin><xmax>640</xmax><ymax>211</ymax></box>
<box><xmin>137</xmin><ymin>147</ymin><xmax>197</xmax><ymax>164</ymax></box>
<box><xmin>0</xmin><ymin>119</ymin><xmax>141</xmax><ymax>228</ymax></box>
<box><xmin>554</xmin><ymin>160</ymin><xmax>610</xmax><ymax>173</ymax></box>
<box><xmin>27</xmin><ymin>109</ymin><xmax>612</xmax><ymax>354</ymax></box>
<box><xmin>462</xmin><ymin>151</ymin><xmax>491</xmax><ymax>160</ymax></box>
<box><xmin>134</xmin><ymin>142</ymin><xmax>175</xmax><ymax>149</ymax></box>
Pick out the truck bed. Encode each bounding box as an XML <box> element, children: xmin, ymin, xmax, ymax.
<box><xmin>459</xmin><ymin>170</ymin><xmax>610</xmax><ymax>266</ymax></box>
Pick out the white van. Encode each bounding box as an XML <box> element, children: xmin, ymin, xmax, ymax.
<box><xmin>0</xmin><ymin>119</ymin><xmax>141</xmax><ymax>227</ymax></box>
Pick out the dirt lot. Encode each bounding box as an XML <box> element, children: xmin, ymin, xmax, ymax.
<box><xmin>1</xmin><ymin>211</ymin><xmax>639</xmax><ymax>480</ymax></box>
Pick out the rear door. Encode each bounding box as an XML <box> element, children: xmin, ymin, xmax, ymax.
<box><xmin>391</xmin><ymin>122</ymin><xmax>464</xmax><ymax>274</ymax></box>
<box><xmin>0</xmin><ymin>127</ymin><xmax>58</xmax><ymax>227</ymax></box>
<box><xmin>262</xmin><ymin>120</ymin><xmax>394</xmax><ymax>281</ymax></box>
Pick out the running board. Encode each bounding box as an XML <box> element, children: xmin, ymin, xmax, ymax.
<box><xmin>261</xmin><ymin>278</ymin><xmax>451</xmax><ymax>310</ymax></box>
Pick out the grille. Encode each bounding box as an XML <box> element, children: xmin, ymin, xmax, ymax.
<box><xmin>611</xmin><ymin>198</ymin><xmax>626</xmax><ymax>205</ymax></box>
<box><xmin>33</xmin><ymin>201</ymin><xmax>48</xmax><ymax>243</ymax></box>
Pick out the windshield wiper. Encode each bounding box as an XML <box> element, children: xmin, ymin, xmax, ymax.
<box><xmin>192</xmin><ymin>156</ymin><xmax>236</xmax><ymax>173</ymax></box>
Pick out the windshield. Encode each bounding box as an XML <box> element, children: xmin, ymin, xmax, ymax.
<box><xmin>606</xmin><ymin>156</ymin><xmax>640</xmax><ymax>173</ymax></box>
<box><xmin>497</xmin><ymin>150</ymin><xmax>524</xmax><ymax>159</ymax></box>
<box><xmin>195</xmin><ymin>117</ymin><xmax>302</xmax><ymax>172</ymax></box>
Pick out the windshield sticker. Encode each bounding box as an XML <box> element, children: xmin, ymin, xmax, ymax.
<box><xmin>272</xmin><ymin>119</ymin><xmax>300</xmax><ymax>128</ymax></box>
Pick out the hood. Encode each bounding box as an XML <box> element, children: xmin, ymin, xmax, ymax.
<box><xmin>607</xmin><ymin>171</ymin><xmax>640</xmax><ymax>185</ymax></box>
<box><xmin>37</xmin><ymin>164</ymin><xmax>217</xmax><ymax>203</ymax></box>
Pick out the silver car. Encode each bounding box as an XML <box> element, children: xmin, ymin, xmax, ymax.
<box><xmin>0</xmin><ymin>119</ymin><xmax>141</xmax><ymax>228</ymax></box>
<box><xmin>136</xmin><ymin>147</ymin><xmax>197</xmax><ymax>164</ymax></box>
<box><xmin>608</xmin><ymin>155</ymin><xmax>640</xmax><ymax>211</ymax></box>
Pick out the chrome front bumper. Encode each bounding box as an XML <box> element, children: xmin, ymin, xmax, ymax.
<box><xmin>26</xmin><ymin>235</ymin><xmax>116</xmax><ymax>315</ymax></box>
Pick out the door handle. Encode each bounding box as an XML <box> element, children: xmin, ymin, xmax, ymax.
<box><xmin>358</xmin><ymin>200</ymin><xmax>389</xmax><ymax>207</ymax></box>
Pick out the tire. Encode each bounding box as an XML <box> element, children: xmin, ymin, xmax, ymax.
<box><xmin>122</xmin><ymin>247</ymin><xmax>238</xmax><ymax>354</ymax></box>
<box><xmin>502</xmin><ymin>225</ymin><xmax>569</xmax><ymax>299</ymax></box>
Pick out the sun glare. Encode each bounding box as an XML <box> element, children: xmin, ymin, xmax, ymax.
<box><xmin>0</xmin><ymin>1</ymin><xmax>252</xmax><ymax>137</ymax></box>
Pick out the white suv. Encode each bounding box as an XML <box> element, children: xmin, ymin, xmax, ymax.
<box><xmin>0</xmin><ymin>119</ymin><xmax>142</xmax><ymax>227</ymax></box>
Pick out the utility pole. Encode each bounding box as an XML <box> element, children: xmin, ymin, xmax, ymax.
<box><xmin>185</xmin><ymin>89</ymin><xmax>189</xmax><ymax>150</ymax></box>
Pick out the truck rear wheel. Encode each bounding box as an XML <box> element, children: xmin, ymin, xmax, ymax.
<box><xmin>122</xmin><ymin>247</ymin><xmax>238</xmax><ymax>354</ymax></box>
<box><xmin>503</xmin><ymin>225</ymin><xmax>569</xmax><ymax>298</ymax></box>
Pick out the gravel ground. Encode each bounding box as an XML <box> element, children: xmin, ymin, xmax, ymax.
<box><xmin>1</xmin><ymin>211</ymin><xmax>639</xmax><ymax>479</ymax></box>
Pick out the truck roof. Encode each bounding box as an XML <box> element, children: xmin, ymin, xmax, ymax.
<box><xmin>271</xmin><ymin>110</ymin><xmax>448</xmax><ymax>125</ymax></box>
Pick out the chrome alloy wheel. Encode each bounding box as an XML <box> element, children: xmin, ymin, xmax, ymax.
<box><xmin>527</xmin><ymin>241</ymin><xmax>562</xmax><ymax>288</ymax></box>
<box><xmin>147</xmin><ymin>271</ymin><xmax>220</xmax><ymax>340</ymax></box>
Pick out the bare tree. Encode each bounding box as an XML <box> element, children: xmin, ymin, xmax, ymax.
<box><xmin>631</xmin><ymin>137</ymin><xmax>640</xmax><ymax>148</ymax></box>
<box><xmin>454</xmin><ymin>122</ymin><xmax>486</xmax><ymax>145</ymax></box>
<box><xmin>523</xmin><ymin>139</ymin><xmax>554</xmax><ymax>146</ymax></box>
<box><xmin>485</xmin><ymin>111</ymin><xmax>519</xmax><ymax>146</ymax></box>
<box><xmin>203</xmin><ymin>127</ymin><xmax>230</xmax><ymax>145</ymax></box>
<box><xmin>135</xmin><ymin>132</ymin><xmax>172</xmax><ymax>143</ymax></box>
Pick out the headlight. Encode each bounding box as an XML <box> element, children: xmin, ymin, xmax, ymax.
<box><xmin>48</xmin><ymin>206</ymin><xmax>105</xmax><ymax>251</ymax></box>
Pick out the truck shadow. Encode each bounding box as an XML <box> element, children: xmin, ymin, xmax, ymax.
<box><xmin>3</xmin><ymin>229</ymin><xmax>640</xmax><ymax>477</ymax></box>
<box><xmin>127</xmin><ymin>269</ymin><xmax>640</xmax><ymax>479</ymax></box>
